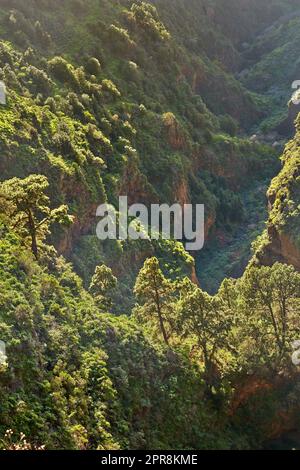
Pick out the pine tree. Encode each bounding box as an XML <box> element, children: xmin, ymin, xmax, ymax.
<box><xmin>89</xmin><ymin>264</ymin><xmax>117</xmax><ymax>310</ymax></box>
<box><xmin>241</xmin><ymin>263</ymin><xmax>300</xmax><ymax>367</ymax></box>
<box><xmin>179</xmin><ymin>283</ymin><xmax>232</xmax><ymax>390</ymax></box>
<box><xmin>134</xmin><ymin>257</ymin><xmax>174</xmax><ymax>345</ymax></box>
<box><xmin>0</xmin><ymin>174</ymin><xmax>73</xmax><ymax>258</ymax></box>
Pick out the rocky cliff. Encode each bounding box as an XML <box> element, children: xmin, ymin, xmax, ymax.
<box><xmin>255</xmin><ymin>114</ymin><xmax>300</xmax><ymax>269</ymax></box>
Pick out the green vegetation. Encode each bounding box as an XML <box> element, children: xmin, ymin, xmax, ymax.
<box><xmin>1</xmin><ymin>224</ymin><xmax>300</xmax><ymax>449</ymax></box>
<box><xmin>0</xmin><ymin>0</ymin><xmax>282</xmax><ymax>299</ymax></box>
<box><xmin>0</xmin><ymin>174</ymin><xmax>73</xmax><ymax>258</ymax></box>
<box><xmin>0</xmin><ymin>0</ymin><xmax>300</xmax><ymax>451</ymax></box>
<box><xmin>89</xmin><ymin>264</ymin><xmax>117</xmax><ymax>310</ymax></box>
<box><xmin>253</xmin><ymin>115</ymin><xmax>300</xmax><ymax>267</ymax></box>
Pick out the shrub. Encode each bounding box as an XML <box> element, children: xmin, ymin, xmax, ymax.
<box><xmin>34</xmin><ymin>21</ymin><xmax>52</xmax><ymax>48</ymax></box>
<box><xmin>48</xmin><ymin>56</ymin><xmax>78</xmax><ymax>88</ymax></box>
<box><xmin>74</xmin><ymin>67</ymin><xmax>88</xmax><ymax>91</ymax></box>
<box><xmin>52</xmin><ymin>131</ymin><xmax>73</xmax><ymax>155</ymax></box>
<box><xmin>86</xmin><ymin>124</ymin><xmax>112</xmax><ymax>154</ymax></box>
<box><xmin>106</xmin><ymin>24</ymin><xmax>135</xmax><ymax>54</ymax></box>
<box><xmin>85</xmin><ymin>57</ymin><xmax>101</xmax><ymax>76</ymax></box>
<box><xmin>68</xmin><ymin>92</ymin><xmax>85</xmax><ymax>117</ymax></box>
<box><xmin>0</xmin><ymin>42</ymin><xmax>13</xmax><ymax>66</ymax></box>
<box><xmin>127</xmin><ymin>2</ymin><xmax>170</xmax><ymax>42</ymax></box>
<box><xmin>219</xmin><ymin>115</ymin><xmax>238</xmax><ymax>137</ymax></box>
<box><xmin>45</xmin><ymin>96</ymin><xmax>56</xmax><ymax>113</ymax></box>
<box><xmin>27</xmin><ymin>65</ymin><xmax>52</xmax><ymax>95</ymax></box>
<box><xmin>101</xmin><ymin>79</ymin><xmax>121</xmax><ymax>98</ymax></box>
<box><xmin>8</xmin><ymin>9</ymin><xmax>35</xmax><ymax>39</ymax></box>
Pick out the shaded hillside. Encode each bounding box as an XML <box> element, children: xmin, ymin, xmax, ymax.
<box><xmin>240</xmin><ymin>5</ymin><xmax>300</xmax><ymax>134</ymax></box>
<box><xmin>255</xmin><ymin>114</ymin><xmax>300</xmax><ymax>269</ymax></box>
<box><xmin>1</xmin><ymin>0</ymin><xmax>300</xmax><ymax>452</ymax></box>
<box><xmin>0</xmin><ymin>0</ymin><xmax>282</xmax><ymax>297</ymax></box>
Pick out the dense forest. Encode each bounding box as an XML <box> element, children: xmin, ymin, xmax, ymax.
<box><xmin>0</xmin><ymin>0</ymin><xmax>300</xmax><ymax>450</ymax></box>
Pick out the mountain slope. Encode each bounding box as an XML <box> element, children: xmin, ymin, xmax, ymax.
<box><xmin>0</xmin><ymin>0</ymin><xmax>283</xmax><ymax>296</ymax></box>
<box><xmin>254</xmin><ymin>114</ymin><xmax>300</xmax><ymax>269</ymax></box>
<box><xmin>1</xmin><ymin>0</ymin><xmax>300</xmax><ymax>451</ymax></box>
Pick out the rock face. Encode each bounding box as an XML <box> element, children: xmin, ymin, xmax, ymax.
<box><xmin>229</xmin><ymin>373</ymin><xmax>300</xmax><ymax>445</ymax></box>
<box><xmin>277</xmin><ymin>100</ymin><xmax>300</xmax><ymax>137</ymax></box>
<box><xmin>163</xmin><ymin>113</ymin><xmax>187</xmax><ymax>151</ymax></box>
<box><xmin>256</xmin><ymin>113</ymin><xmax>300</xmax><ymax>270</ymax></box>
<box><xmin>259</xmin><ymin>225</ymin><xmax>300</xmax><ymax>270</ymax></box>
<box><xmin>277</xmin><ymin>233</ymin><xmax>300</xmax><ymax>269</ymax></box>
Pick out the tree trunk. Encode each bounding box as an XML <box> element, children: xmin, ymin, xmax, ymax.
<box><xmin>158</xmin><ymin>309</ymin><xmax>169</xmax><ymax>346</ymax></box>
<box><xmin>27</xmin><ymin>210</ymin><xmax>38</xmax><ymax>259</ymax></box>
<box><xmin>154</xmin><ymin>286</ymin><xmax>169</xmax><ymax>346</ymax></box>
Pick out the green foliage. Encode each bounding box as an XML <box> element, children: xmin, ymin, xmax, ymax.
<box><xmin>240</xmin><ymin>263</ymin><xmax>300</xmax><ymax>370</ymax></box>
<box><xmin>0</xmin><ymin>0</ymin><xmax>299</xmax><ymax>452</ymax></box>
<box><xmin>134</xmin><ymin>257</ymin><xmax>175</xmax><ymax>345</ymax></box>
<box><xmin>0</xmin><ymin>175</ymin><xmax>73</xmax><ymax>258</ymax></box>
<box><xmin>27</xmin><ymin>65</ymin><xmax>52</xmax><ymax>95</ymax></box>
<box><xmin>0</xmin><ymin>225</ymin><xmax>231</xmax><ymax>450</ymax></box>
<box><xmin>89</xmin><ymin>264</ymin><xmax>117</xmax><ymax>310</ymax></box>
<box><xmin>253</xmin><ymin>116</ymin><xmax>300</xmax><ymax>261</ymax></box>
<box><xmin>219</xmin><ymin>115</ymin><xmax>239</xmax><ymax>137</ymax></box>
<box><xmin>178</xmin><ymin>280</ymin><xmax>233</xmax><ymax>391</ymax></box>
<box><xmin>0</xmin><ymin>0</ymin><xmax>280</xmax><ymax>295</ymax></box>
<box><xmin>48</xmin><ymin>56</ymin><xmax>78</xmax><ymax>88</ymax></box>
<box><xmin>106</xmin><ymin>24</ymin><xmax>136</xmax><ymax>55</ymax></box>
<box><xmin>126</xmin><ymin>2</ymin><xmax>170</xmax><ymax>42</ymax></box>
<box><xmin>85</xmin><ymin>57</ymin><xmax>101</xmax><ymax>76</ymax></box>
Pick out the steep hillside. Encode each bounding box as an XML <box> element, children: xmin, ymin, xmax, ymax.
<box><xmin>0</xmin><ymin>223</ymin><xmax>225</xmax><ymax>450</ymax></box>
<box><xmin>0</xmin><ymin>0</ymin><xmax>283</xmax><ymax>297</ymax></box>
<box><xmin>1</xmin><ymin>0</ymin><xmax>300</xmax><ymax>451</ymax></box>
<box><xmin>2</xmin><ymin>214</ymin><xmax>300</xmax><ymax>450</ymax></box>
<box><xmin>240</xmin><ymin>5</ymin><xmax>300</xmax><ymax>134</ymax></box>
<box><xmin>254</xmin><ymin>114</ymin><xmax>300</xmax><ymax>269</ymax></box>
